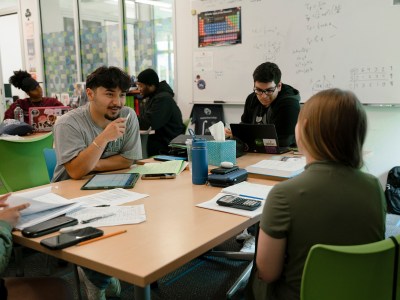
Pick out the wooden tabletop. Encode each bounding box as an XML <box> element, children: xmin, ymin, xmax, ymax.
<box><xmin>12</xmin><ymin>152</ymin><xmax>280</xmax><ymax>287</ymax></box>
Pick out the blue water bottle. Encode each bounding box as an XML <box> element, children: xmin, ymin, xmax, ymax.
<box><xmin>192</xmin><ymin>139</ymin><xmax>208</xmax><ymax>185</ymax></box>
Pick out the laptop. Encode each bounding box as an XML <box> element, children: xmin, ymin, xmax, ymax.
<box><xmin>29</xmin><ymin>106</ymin><xmax>71</xmax><ymax>132</ymax></box>
<box><xmin>230</xmin><ymin>123</ymin><xmax>291</xmax><ymax>154</ymax></box>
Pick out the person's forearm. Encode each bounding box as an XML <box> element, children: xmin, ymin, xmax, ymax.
<box><xmin>94</xmin><ymin>155</ymin><xmax>133</xmax><ymax>172</ymax></box>
<box><xmin>64</xmin><ymin>140</ymin><xmax>106</xmax><ymax>179</ymax></box>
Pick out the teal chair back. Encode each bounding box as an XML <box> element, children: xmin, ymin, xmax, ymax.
<box><xmin>43</xmin><ymin>148</ymin><xmax>57</xmax><ymax>181</ymax></box>
<box><xmin>301</xmin><ymin>236</ymin><xmax>400</xmax><ymax>300</ymax></box>
<box><xmin>0</xmin><ymin>133</ymin><xmax>53</xmax><ymax>192</ymax></box>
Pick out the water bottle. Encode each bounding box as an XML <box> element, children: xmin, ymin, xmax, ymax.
<box><xmin>192</xmin><ymin>139</ymin><xmax>208</xmax><ymax>185</ymax></box>
<box><xmin>14</xmin><ymin>104</ymin><xmax>24</xmax><ymax>122</ymax></box>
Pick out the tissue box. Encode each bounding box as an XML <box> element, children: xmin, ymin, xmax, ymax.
<box><xmin>207</xmin><ymin>140</ymin><xmax>236</xmax><ymax>166</ymax></box>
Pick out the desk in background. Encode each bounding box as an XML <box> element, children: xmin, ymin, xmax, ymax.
<box><xmin>12</xmin><ymin>152</ymin><xmax>278</xmax><ymax>300</ymax></box>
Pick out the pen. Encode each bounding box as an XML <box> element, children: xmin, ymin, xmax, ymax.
<box><xmin>81</xmin><ymin>213</ymin><xmax>115</xmax><ymax>224</ymax></box>
<box><xmin>77</xmin><ymin>230</ymin><xmax>127</xmax><ymax>246</ymax></box>
<box><xmin>239</xmin><ymin>194</ymin><xmax>264</xmax><ymax>201</ymax></box>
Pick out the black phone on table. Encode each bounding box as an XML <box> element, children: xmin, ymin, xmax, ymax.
<box><xmin>216</xmin><ymin>195</ymin><xmax>261</xmax><ymax>211</ymax></box>
<box><xmin>141</xmin><ymin>173</ymin><xmax>176</xmax><ymax>180</ymax></box>
<box><xmin>40</xmin><ymin>227</ymin><xmax>104</xmax><ymax>250</ymax></box>
<box><xmin>22</xmin><ymin>216</ymin><xmax>78</xmax><ymax>238</ymax></box>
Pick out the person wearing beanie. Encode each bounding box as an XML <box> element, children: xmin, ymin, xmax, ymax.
<box><xmin>4</xmin><ymin>70</ymin><xmax>64</xmax><ymax>123</ymax></box>
<box><xmin>136</xmin><ymin>68</ymin><xmax>185</xmax><ymax>156</ymax></box>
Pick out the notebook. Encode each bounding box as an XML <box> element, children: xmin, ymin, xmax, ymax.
<box><xmin>230</xmin><ymin>123</ymin><xmax>291</xmax><ymax>154</ymax></box>
<box><xmin>29</xmin><ymin>106</ymin><xmax>71</xmax><ymax>132</ymax></box>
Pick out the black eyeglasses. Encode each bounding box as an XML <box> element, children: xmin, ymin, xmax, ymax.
<box><xmin>253</xmin><ymin>86</ymin><xmax>277</xmax><ymax>96</ymax></box>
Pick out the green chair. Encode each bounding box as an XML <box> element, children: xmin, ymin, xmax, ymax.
<box><xmin>301</xmin><ymin>236</ymin><xmax>400</xmax><ymax>300</ymax></box>
<box><xmin>0</xmin><ymin>133</ymin><xmax>53</xmax><ymax>192</ymax></box>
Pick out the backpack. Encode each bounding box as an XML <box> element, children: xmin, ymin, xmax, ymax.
<box><xmin>385</xmin><ymin>167</ymin><xmax>400</xmax><ymax>215</ymax></box>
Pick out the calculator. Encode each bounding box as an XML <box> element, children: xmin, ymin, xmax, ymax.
<box><xmin>216</xmin><ymin>195</ymin><xmax>262</xmax><ymax>211</ymax></box>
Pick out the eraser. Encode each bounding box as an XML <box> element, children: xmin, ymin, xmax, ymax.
<box><xmin>220</xmin><ymin>161</ymin><xmax>234</xmax><ymax>168</ymax></box>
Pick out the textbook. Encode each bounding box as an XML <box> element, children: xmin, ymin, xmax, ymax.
<box><xmin>246</xmin><ymin>156</ymin><xmax>306</xmax><ymax>178</ymax></box>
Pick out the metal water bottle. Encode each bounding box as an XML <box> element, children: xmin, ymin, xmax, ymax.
<box><xmin>191</xmin><ymin>139</ymin><xmax>208</xmax><ymax>185</ymax></box>
<box><xmin>14</xmin><ymin>104</ymin><xmax>24</xmax><ymax>122</ymax></box>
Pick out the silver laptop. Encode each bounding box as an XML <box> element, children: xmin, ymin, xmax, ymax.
<box><xmin>230</xmin><ymin>123</ymin><xmax>291</xmax><ymax>154</ymax></box>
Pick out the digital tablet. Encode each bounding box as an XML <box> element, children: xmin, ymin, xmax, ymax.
<box><xmin>81</xmin><ymin>173</ymin><xmax>140</xmax><ymax>190</ymax></box>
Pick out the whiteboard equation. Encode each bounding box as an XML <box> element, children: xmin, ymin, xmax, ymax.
<box><xmin>349</xmin><ymin>66</ymin><xmax>394</xmax><ymax>89</ymax></box>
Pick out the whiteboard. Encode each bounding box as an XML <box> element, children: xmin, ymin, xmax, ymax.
<box><xmin>191</xmin><ymin>0</ymin><xmax>400</xmax><ymax>104</ymax></box>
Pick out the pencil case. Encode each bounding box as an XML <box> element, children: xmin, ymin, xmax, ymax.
<box><xmin>207</xmin><ymin>168</ymin><xmax>248</xmax><ymax>187</ymax></box>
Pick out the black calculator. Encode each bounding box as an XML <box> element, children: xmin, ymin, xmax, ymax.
<box><xmin>216</xmin><ymin>195</ymin><xmax>262</xmax><ymax>211</ymax></box>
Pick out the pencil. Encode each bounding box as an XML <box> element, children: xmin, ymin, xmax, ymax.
<box><xmin>77</xmin><ymin>230</ymin><xmax>127</xmax><ymax>246</ymax></box>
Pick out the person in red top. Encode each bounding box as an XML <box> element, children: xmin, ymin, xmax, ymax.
<box><xmin>4</xmin><ymin>70</ymin><xmax>64</xmax><ymax>123</ymax></box>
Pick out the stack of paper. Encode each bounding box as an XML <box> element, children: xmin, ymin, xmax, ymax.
<box><xmin>9</xmin><ymin>187</ymin><xmax>83</xmax><ymax>230</ymax></box>
<box><xmin>128</xmin><ymin>160</ymin><xmax>187</xmax><ymax>175</ymax></box>
<box><xmin>246</xmin><ymin>157</ymin><xmax>306</xmax><ymax>178</ymax></box>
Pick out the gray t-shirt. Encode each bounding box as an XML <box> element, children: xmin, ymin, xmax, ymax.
<box><xmin>251</xmin><ymin>161</ymin><xmax>386</xmax><ymax>300</ymax></box>
<box><xmin>52</xmin><ymin>104</ymin><xmax>142</xmax><ymax>182</ymax></box>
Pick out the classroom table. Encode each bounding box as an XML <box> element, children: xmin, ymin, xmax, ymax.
<box><xmin>11</xmin><ymin>152</ymin><xmax>281</xmax><ymax>300</ymax></box>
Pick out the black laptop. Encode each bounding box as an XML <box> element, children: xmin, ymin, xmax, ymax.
<box><xmin>230</xmin><ymin>123</ymin><xmax>291</xmax><ymax>154</ymax></box>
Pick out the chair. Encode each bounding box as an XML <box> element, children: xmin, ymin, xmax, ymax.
<box><xmin>300</xmin><ymin>236</ymin><xmax>400</xmax><ymax>300</ymax></box>
<box><xmin>43</xmin><ymin>148</ymin><xmax>57</xmax><ymax>181</ymax></box>
<box><xmin>0</xmin><ymin>133</ymin><xmax>53</xmax><ymax>192</ymax></box>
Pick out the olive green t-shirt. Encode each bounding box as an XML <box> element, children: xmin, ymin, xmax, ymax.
<box><xmin>254</xmin><ymin>161</ymin><xmax>386</xmax><ymax>300</ymax></box>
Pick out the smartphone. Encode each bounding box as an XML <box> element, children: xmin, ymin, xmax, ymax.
<box><xmin>141</xmin><ymin>173</ymin><xmax>176</xmax><ymax>180</ymax></box>
<box><xmin>40</xmin><ymin>227</ymin><xmax>104</xmax><ymax>250</ymax></box>
<box><xmin>210</xmin><ymin>166</ymin><xmax>239</xmax><ymax>175</ymax></box>
<box><xmin>22</xmin><ymin>216</ymin><xmax>78</xmax><ymax>238</ymax></box>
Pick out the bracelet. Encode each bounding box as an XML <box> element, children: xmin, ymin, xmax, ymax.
<box><xmin>92</xmin><ymin>141</ymin><xmax>104</xmax><ymax>150</ymax></box>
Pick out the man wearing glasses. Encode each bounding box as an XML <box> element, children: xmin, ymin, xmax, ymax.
<box><xmin>240</xmin><ymin>62</ymin><xmax>300</xmax><ymax>147</ymax></box>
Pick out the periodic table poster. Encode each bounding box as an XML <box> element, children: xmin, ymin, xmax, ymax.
<box><xmin>198</xmin><ymin>7</ymin><xmax>241</xmax><ymax>48</ymax></box>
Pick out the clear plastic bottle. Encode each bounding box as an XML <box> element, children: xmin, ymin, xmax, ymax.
<box><xmin>14</xmin><ymin>104</ymin><xmax>24</xmax><ymax>122</ymax></box>
<box><xmin>191</xmin><ymin>139</ymin><xmax>208</xmax><ymax>185</ymax></box>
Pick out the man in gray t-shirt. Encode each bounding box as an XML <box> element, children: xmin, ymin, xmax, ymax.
<box><xmin>53</xmin><ymin>66</ymin><xmax>142</xmax><ymax>182</ymax></box>
<box><xmin>52</xmin><ymin>66</ymin><xmax>142</xmax><ymax>299</ymax></box>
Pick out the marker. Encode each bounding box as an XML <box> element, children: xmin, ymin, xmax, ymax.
<box><xmin>125</xmin><ymin>113</ymin><xmax>131</xmax><ymax>122</ymax></box>
<box><xmin>81</xmin><ymin>213</ymin><xmax>115</xmax><ymax>224</ymax></box>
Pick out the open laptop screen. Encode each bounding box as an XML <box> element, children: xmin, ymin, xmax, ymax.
<box><xmin>230</xmin><ymin>123</ymin><xmax>290</xmax><ymax>154</ymax></box>
<box><xmin>29</xmin><ymin>106</ymin><xmax>71</xmax><ymax>132</ymax></box>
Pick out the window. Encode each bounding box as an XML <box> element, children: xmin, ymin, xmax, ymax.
<box><xmin>40</xmin><ymin>0</ymin><xmax>174</xmax><ymax>97</ymax></box>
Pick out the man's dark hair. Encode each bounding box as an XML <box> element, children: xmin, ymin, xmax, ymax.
<box><xmin>86</xmin><ymin>66</ymin><xmax>131</xmax><ymax>92</ymax></box>
<box><xmin>253</xmin><ymin>62</ymin><xmax>282</xmax><ymax>85</ymax></box>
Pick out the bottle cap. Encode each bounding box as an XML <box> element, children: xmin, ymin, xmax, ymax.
<box><xmin>192</xmin><ymin>139</ymin><xmax>207</xmax><ymax>148</ymax></box>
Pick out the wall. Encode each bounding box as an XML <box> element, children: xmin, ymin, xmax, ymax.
<box><xmin>174</xmin><ymin>1</ymin><xmax>400</xmax><ymax>187</ymax></box>
<box><xmin>10</xmin><ymin>1</ymin><xmax>399</xmax><ymax>187</ymax></box>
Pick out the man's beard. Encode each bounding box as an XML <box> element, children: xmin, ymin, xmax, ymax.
<box><xmin>104</xmin><ymin>113</ymin><xmax>120</xmax><ymax>121</ymax></box>
<box><xmin>104</xmin><ymin>106</ymin><xmax>121</xmax><ymax>121</ymax></box>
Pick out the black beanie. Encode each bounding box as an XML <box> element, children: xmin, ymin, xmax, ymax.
<box><xmin>137</xmin><ymin>69</ymin><xmax>159</xmax><ymax>87</ymax></box>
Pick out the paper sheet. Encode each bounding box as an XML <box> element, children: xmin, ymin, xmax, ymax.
<box><xmin>16</xmin><ymin>202</ymin><xmax>83</xmax><ymax>230</ymax></box>
<box><xmin>71</xmin><ymin>188</ymin><xmax>148</xmax><ymax>207</ymax></box>
<box><xmin>66</xmin><ymin>205</ymin><xmax>146</xmax><ymax>229</ymax></box>
<box><xmin>128</xmin><ymin>160</ymin><xmax>187</xmax><ymax>175</ymax></box>
<box><xmin>8</xmin><ymin>187</ymin><xmax>75</xmax><ymax>216</ymax></box>
<box><xmin>196</xmin><ymin>193</ymin><xmax>265</xmax><ymax>218</ymax></box>
<box><xmin>221</xmin><ymin>182</ymin><xmax>273</xmax><ymax>200</ymax></box>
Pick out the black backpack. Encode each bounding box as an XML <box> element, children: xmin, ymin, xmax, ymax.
<box><xmin>385</xmin><ymin>167</ymin><xmax>400</xmax><ymax>215</ymax></box>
